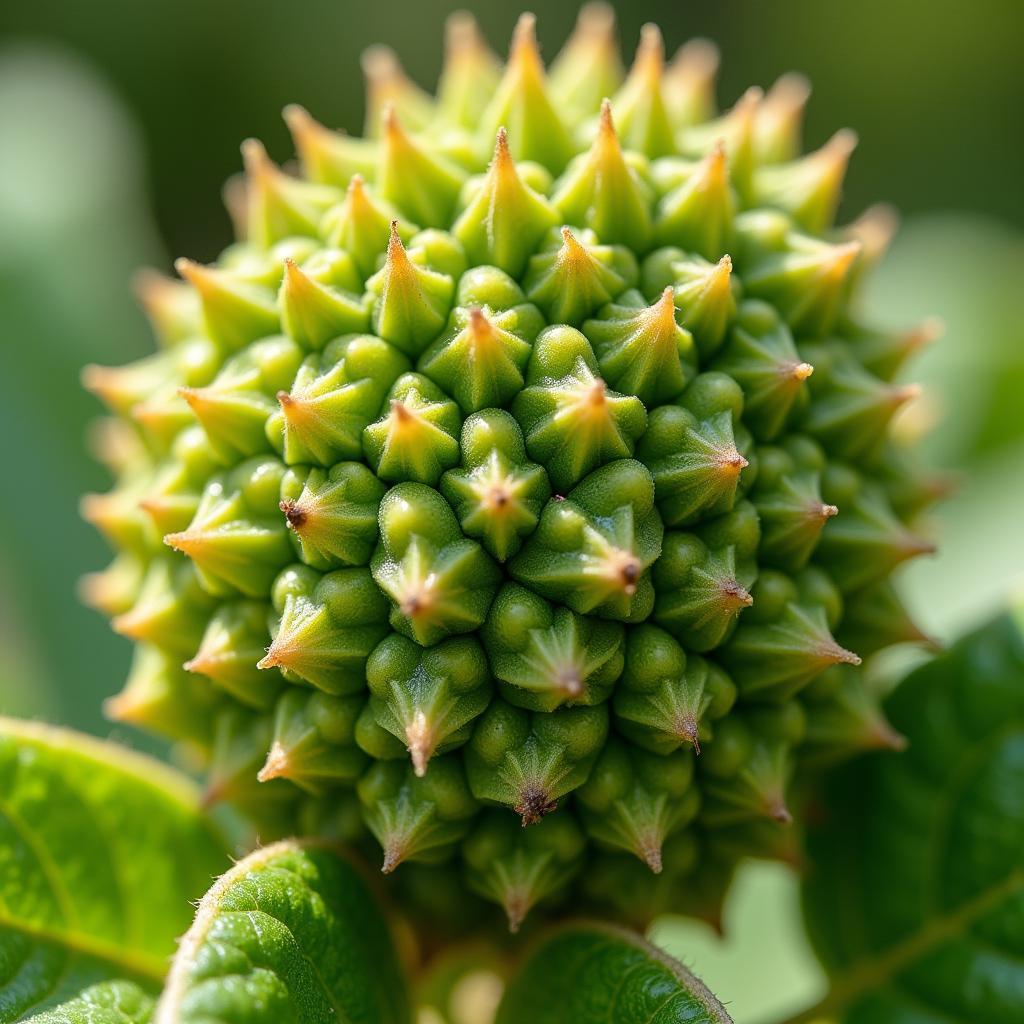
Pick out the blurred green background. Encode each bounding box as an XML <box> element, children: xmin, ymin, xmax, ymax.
<box><xmin>1</xmin><ymin>2</ymin><xmax>1021</xmax><ymax>1021</ymax></box>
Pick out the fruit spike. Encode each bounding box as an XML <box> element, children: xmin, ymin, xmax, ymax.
<box><xmin>361</xmin><ymin>44</ymin><xmax>435</xmax><ymax>139</ymax></box>
<box><xmin>548</xmin><ymin>3</ymin><xmax>623</xmax><ymax>120</ymax></box>
<box><xmin>174</xmin><ymin>258</ymin><xmax>279</xmax><ymax>353</ymax></box>
<box><xmin>654</xmin><ymin>140</ymin><xmax>736</xmax><ymax>259</ymax></box>
<box><xmin>452</xmin><ymin>128</ymin><xmax>559</xmax><ymax>277</ymax></box>
<box><xmin>610</xmin><ymin>23</ymin><xmax>675</xmax><ymax>158</ymax></box>
<box><xmin>755</xmin><ymin>72</ymin><xmax>811</xmax><ymax>163</ymax></box>
<box><xmin>480</xmin><ymin>13</ymin><xmax>575</xmax><ymax>173</ymax></box>
<box><xmin>82</xmin><ymin>10</ymin><xmax>939</xmax><ymax>933</ymax></box>
<box><xmin>367</xmin><ymin>222</ymin><xmax>454</xmax><ymax>354</ymax></box>
<box><xmin>378</xmin><ymin>106</ymin><xmax>465</xmax><ymax>228</ymax></box>
<box><xmin>437</xmin><ymin>12</ymin><xmax>501</xmax><ymax>128</ymax></box>
<box><xmin>283</xmin><ymin>104</ymin><xmax>377</xmax><ymax>188</ymax></box>
<box><xmin>664</xmin><ymin>38</ymin><xmax>720</xmax><ymax>128</ymax></box>
<box><xmin>551</xmin><ymin>100</ymin><xmax>653</xmax><ymax>253</ymax></box>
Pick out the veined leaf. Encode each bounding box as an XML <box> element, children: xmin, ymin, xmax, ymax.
<box><xmin>0</xmin><ymin>717</ymin><xmax>227</xmax><ymax>1023</ymax></box>
<box><xmin>24</xmin><ymin>980</ymin><xmax>154</xmax><ymax>1023</ymax></box>
<box><xmin>495</xmin><ymin>922</ymin><xmax>732</xmax><ymax>1023</ymax></box>
<box><xmin>155</xmin><ymin>840</ymin><xmax>410</xmax><ymax>1024</ymax></box>
<box><xmin>794</xmin><ymin>611</ymin><xmax>1024</xmax><ymax>1023</ymax></box>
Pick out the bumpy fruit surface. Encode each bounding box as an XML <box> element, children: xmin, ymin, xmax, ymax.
<box><xmin>83</xmin><ymin>6</ymin><xmax>938</xmax><ymax>934</ymax></box>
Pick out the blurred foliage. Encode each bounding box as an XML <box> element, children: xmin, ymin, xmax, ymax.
<box><xmin>0</xmin><ymin>0</ymin><xmax>1020</xmax><ymax>262</ymax></box>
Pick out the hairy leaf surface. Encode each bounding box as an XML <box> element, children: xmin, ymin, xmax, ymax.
<box><xmin>0</xmin><ymin>717</ymin><xmax>226</xmax><ymax>1023</ymax></box>
<box><xmin>495</xmin><ymin>922</ymin><xmax>732</xmax><ymax>1023</ymax></box>
<box><xmin>155</xmin><ymin>840</ymin><xmax>409</xmax><ymax>1024</ymax></box>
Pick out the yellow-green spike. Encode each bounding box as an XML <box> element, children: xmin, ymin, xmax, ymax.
<box><xmin>278</xmin><ymin>257</ymin><xmax>370</xmax><ymax>350</ymax></box>
<box><xmin>436</xmin><ymin>11</ymin><xmax>502</xmax><ymax>128</ymax></box>
<box><xmin>551</xmin><ymin>100</ymin><xmax>653</xmax><ymax>253</ymax></box>
<box><xmin>283</xmin><ymin>104</ymin><xmax>378</xmax><ymax>187</ymax></box>
<box><xmin>175</xmin><ymin>258</ymin><xmax>280</xmax><ymax>352</ymax></box>
<box><xmin>756</xmin><ymin>129</ymin><xmax>858</xmax><ymax>233</ymax></box>
<box><xmin>755</xmin><ymin>73</ymin><xmax>811</xmax><ymax>163</ymax></box>
<box><xmin>241</xmin><ymin>139</ymin><xmax>340</xmax><ymax>249</ymax></box>
<box><xmin>548</xmin><ymin>2</ymin><xmax>624</xmax><ymax>120</ymax></box>
<box><xmin>682</xmin><ymin>87</ymin><xmax>762</xmax><ymax>202</ymax></box>
<box><xmin>452</xmin><ymin>127</ymin><xmax>560</xmax><ymax>278</ymax></box>
<box><xmin>664</xmin><ymin>38</ymin><xmax>720</xmax><ymax>128</ymax></box>
<box><xmin>654</xmin><ymin>140</ymin><xmax>736</xmax><ymax>258</ymax></box>
<box><xmin>609</xmin><ymin>23</ymin><xmax>676</xmax><ymax>158</ymax></box>
<box><xmin>320</xmin><ymin>175</ymin><xmax>417</xmax><ymax>282</ymax></box>
<box><xmin>479</xmin><ymin>13</ymin><xmax>576</xmax><ymax>174</ymax></box>
<box><xmin>362</xmin><ymin>44</ymin><xmax>436</xmax><ymax>139</ymax></box>
<box><xmin>746</xmin><ymin>239</ymin><xmax>862</xmax><ymax>337</ymax></box>
<box><xmin>523</xmin><ymin>226</ymin><xmax>633</xmax><ymax>326</ymax></box>
<box><xmin>377</xmin><ymin>105</ymin><xmax>466</xmax><ymax>227</ymax></box>
<box><xmin>132</xmin><ymin>268</ymin><xmax>201</xmax><ymax>348</ymax></box>
<box><xmin>367</xmin><ymin>221</ymin><xmax>455</xmax><ymax>356</ymax></box>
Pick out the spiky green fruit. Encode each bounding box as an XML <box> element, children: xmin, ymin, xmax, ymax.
<box><xmin>85</xmin><ymin>7</ymin><xmax>936</xmax><ymax>935</ymax></box>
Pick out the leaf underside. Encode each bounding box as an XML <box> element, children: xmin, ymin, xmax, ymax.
<box><xmin>801</xmin><ymin>612</ymin><xmax>1024</xmax><ymax>1023</ymax></box>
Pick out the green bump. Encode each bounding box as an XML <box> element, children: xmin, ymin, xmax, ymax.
<box><xmin>418</xmin><ymin>291</ymin><xmax>541</xmax><ymax>413</ymax></box>
<box><xmin>367</xmin><ymin>223</ymin><xmax>455</xmax><ymax>355</ymax></box>
<box><xmin>260</xmin><ymin>564</ymin><xmax>390</xmax><ymax>693</ymax></box>
<box><xmin>510</xmin><ymin>460</ymin><xmax>663</xmax><ymax>622</ymax></box>
<box><xmin>180</xmin><ymin>335</ymin><xmax>304</xmax><ymax>462</ymax></box>
<box><xmin>440</xmin><ymin>410</ymin><xmax>550</xmax><ymax>561</ymax></box>
<box><xmin>320</xmin><ymin>174</ymin><xmax>418</xmax><ymax>281</ymax></box>
<box><xmin>614</xmin><ymin>625</ymin><xmax>736</xmax><ymax>754</ymax></box>
<box><xmin>358</xmin><ymin>755</ymin><xmax>479</xmax><ymax>872</ymax></box>
<box><xmin>582</xmin><ymin>286</ymin><xmax>696</xmax><ymax>405</ymax></box>
<box><xmin>363</xmin><ymin>372</ymin><xmax>462</xmax><ymax>484</ymax></box>
<box><xmin>577</xmin><ymin>736</ymin><xmax>699</xmax><ymax>872</ymax></box>
<box><xmin>365</xmin><ymin>632</ymin><xmax>492</xmax><ymax>776</ymax></box>
<box><xmin>279</xmin><ymin>461</ymin><xmax>386</xmax><ymax>569</ymax></box>
<box><xmin>712</xmin><ymin>299</ymin><xmax>815</xmax><ymax>440</ymax></box>
<box><xmin>165</xmin><ymin>456</ymin><xmax>293</xmax><ymax>598</ymax></box>
<box><xmin>463</xmin><ymin>810</ymin><xmax>586</xmax><ymax>932</ymax></box>
<box><xmin>465</xmin><ymin>698</ymin><xmax>609</xmax><ymax>825</ymax></box>
<box><xmin>259</xmin><ymin>687</ymin><xmax>367</xmax><ymax>793</ymax></box>
<box><xmin>512</xmin><ymin>325</ymin><xmax>648</xmax><ymax>491</ymax></box>
<box><xmin>175</xmin><ymin>257</ymin><xmax>280</xmax><ymax>353</ymax></box>
<box><xmin>242</xmin><ymin>137</ymin><xmax>341</xmax><ymax>248</ymax></box>
<box><xmin>636</xmin><ymin>373</ymin><xmax>751</xmax><ymax>527</ymax></box>
<box><xmin>452</xmin><ymin>128</ymin><xmax>560</xmax><ymax>278</ymax></box>
<box><xmin>479</xmin><ymin>14</ymin><xmax>576</xmax><ymax>174</ymax></box>
<box><xmin>482</xmin><ymin>582</ymin><xmax>625</xmax><ymax>712</ymax></box>
<box><xmin>268</xmin><ymin>333</ymin><xmax>410</xmax><ymax>466</ymax></box>
<box><xmin>186</xmin><ymin>600</ymin><xmax>281</xmax><ymax>710</ymax></box>
<box><xmin>523</xmin><ymin>226</ymin><xmax>637</xmax><ymax>326</ymax></box>
<box><xmin>551</xmin><ymin>100</ymin><xmax>653</xmax><ymax>253</ymax></box>
<box><xmin>277</xmin><ymin>253</ymin><xmax>370</xmax><ymax>349</ymax></box>
<box><xmin>640</xmin><ymin>248</ymin><xmax>737</xmax><ymax>358</ymax></box>
<box><xmin>653</xmin><ymin>141</ymin><xmax>736</xmax><ymax>258</ymax></box>
<box><xmin>371</xmin><ymin>484</ymin><xmax>501</xmax><ymax>645</ymax></box>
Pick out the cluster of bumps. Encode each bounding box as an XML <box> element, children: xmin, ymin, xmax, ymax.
<box><xmin>82</xmin><ymin>7</ymin><xmax>940</xmax><ymax>936</ymax></box>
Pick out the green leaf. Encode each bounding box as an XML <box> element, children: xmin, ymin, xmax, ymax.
<box><xmin>0</xmin><ymin>717</ymin><xmax>227</xmax><ymax>1022</ymax></box>
<box><xmin>793</xmin><ymin>611</ymin><xmax>1024</xmax><ymax>1023</ymax></box>
<box><xmin>155</xmin><ymin>840</ymin><xmax>410</xmax><ymax>1024</ymax></box>
<box><xmin>24</xmin><ymin>981</ymin><xmax>154</xmax><ymax>1023</ymax></box>
<box><xmin>495</xmin><ymin>922</ymin><xmax>732</xmax><ymax>1023</ymax></box>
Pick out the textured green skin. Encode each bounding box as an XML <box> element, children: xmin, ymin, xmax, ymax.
<box><xmin>82</xmin><ymin>10</ymin><xmax>938</xmax><ymax>933</ymax></box>
<box><xmin>495</xmin><ymin>923</ymin><xmax>732</xmax><ymax>1023</ymax></box>
<box><xmin>0</xmin><ymin>718</ymin><xmax>225</xmax><ymax>1021</ymax></box>
<box><xmin>801</xmin><ymin>612</ymin><xmax>1024</xmax><ymax>1023</ymax></box>
<box><xmin>156</xmin><ymin>841</ymin><xmax>409</xmax><ymax>1024</ymax></box>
